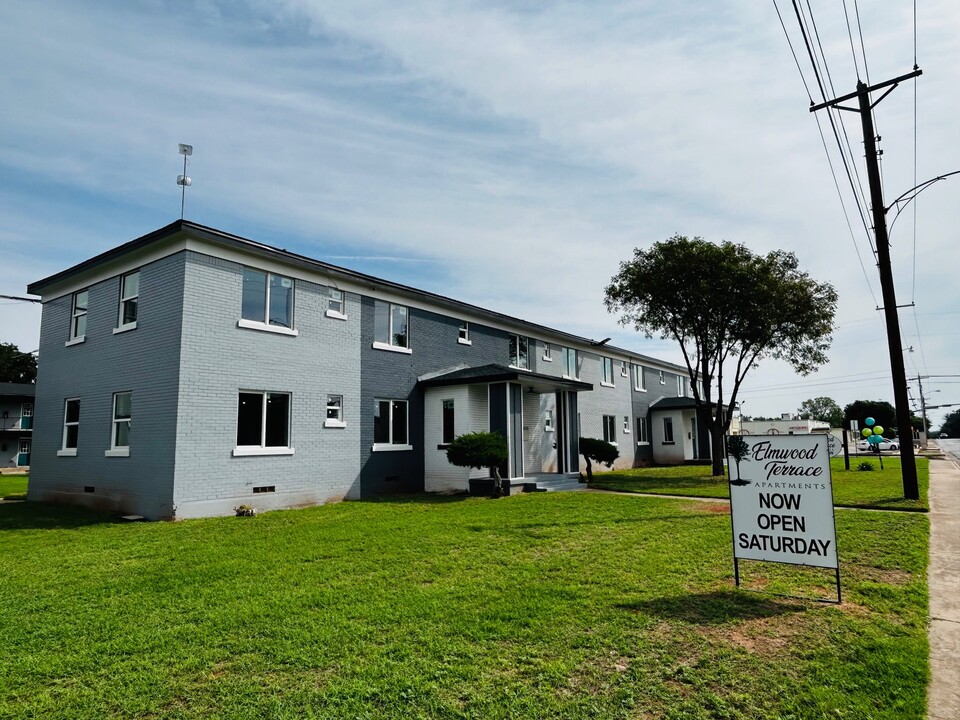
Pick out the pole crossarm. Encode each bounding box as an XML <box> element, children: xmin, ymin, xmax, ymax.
<box><xmin>809</xmin><ymin>68</ymin><xmax>922</xmax><ymax>112</ymax></box>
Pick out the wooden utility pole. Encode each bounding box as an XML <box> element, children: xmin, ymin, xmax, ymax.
<box><xmin>811</xmin><ymin>68</ymin><xmax>922</xmax><ymax>499</ymax></box>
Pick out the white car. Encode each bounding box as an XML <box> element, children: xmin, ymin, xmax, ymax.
<box><xmin>857</xmin><ymin>439</ymin><xmax>900</xmax><ymax>452</ymax></box>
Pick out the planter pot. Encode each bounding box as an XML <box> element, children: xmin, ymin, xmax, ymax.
<box><xmin>468</xmin><ymin>478</ymin><xmax>510</xmax><ymax>497</ymax></box>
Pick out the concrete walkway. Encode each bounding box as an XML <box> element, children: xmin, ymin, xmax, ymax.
<box><xmin>928</xmin><ymin>456</ymin><xmax>960</xmax><ymax>719</ymax></box>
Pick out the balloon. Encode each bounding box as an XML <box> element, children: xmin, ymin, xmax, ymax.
<box><xmin>861</xmin><ymin>428</ymin><xmax>873</xmax><ymax>438</ymax></box>
<box><xmin>873</xmin><ymin>426</ymin><xmax>884</xmax><ymax>436</ymax></box>
<box><xmin>869</xmin><ymin>435</ymin><xmax>882</xmax><ymax>444</ymax></box>
<box><xmin>865</xmin><ymin>417</ymin><xmax>875</xmax><ymax>427</ymax></box>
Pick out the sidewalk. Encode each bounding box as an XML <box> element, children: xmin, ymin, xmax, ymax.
<box><xmin>927</xmin><ymin>457</ymin><xmax>960</xmax><ymax>719</ymax></box>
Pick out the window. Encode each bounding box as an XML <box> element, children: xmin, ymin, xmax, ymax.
<box><xmin>21</xmin><ymin>403</ymin><xmax>33</xmax><ymax>418</ymax></box>
<box><xmin>542</xmin><ymin>343</ymin><xmax>552</xmax><ymax>362</ymax></box>
<box><xmin>659</xmin><ymin>370</ymin><xmax>665</xmax><ymax>385</ymax></box>
<box><xmin>636</xmin><ymin>417</ymin><xmax>649</xmax><ymax>444</ymax></box>
<box><xmin>620</xmin><ymin>360</ymin><xmax>628</xmax><ymax>377</ymax></box>
<box><xmin>241</xmin><ymin>268</ymin><xmax>295</xmax><ymax>331</ymax></box>
<box><xmin>106</xmin><ymin>392</ymin><xmax>131</xmax><ymax>456</ymax></box>
<box><xmin>677</xmin><ymin>376</ymin><xmax>685</xmax><ymax>396</ymax></box>
<box><xmin>116</xmin><ymin>271</ymin><xmax>139</xmax><ymax>331</ymax></box>
<box><xmin>458</xmin><ymin>321</ymin><xmax>471</xmax><ymax>345</ymax></box>
<box><xmin>602</xmin><ymin>415</ymin><xmax>616</xmax><ymax>444</ymax></box>
<box><xmin>442</xmin><ymin>399</ymin><xmax>455</xmax><ymax>444</ymax></box>
<box><xmin>623</xmin><ymin>416</ymin><xmax>630</xmax><ymax>434</ymax></box>
<box><xmin>374</xmin><ymin>301</ymin><xmax>410</xmax><ymax>352</ymax></box>
<box><xmin>59</xmin><ymin>399</ymin><xmax>80</xmax><ymax>456</ymax></box>
<box><xmin>325</xmin><ymin>394</ymin><xmax>345</xmax><ymax>428</ymax></box>
<box><xmin>634</xmin><ymin>365</ymin><xmax>647</xmax><ymax>391</ymax></box>
<box><xmin>509</xmin><ymin>334</ymin><xmax>529</xmax><ymax>369</ymax></box>
<box><xmin>69</xmin><ymin>290</ymin><xmax>88</xmax><ymax>342</ymax></box>
<box><xmin>373</xmin><ymin>399</ymin><xmax>410</xmax><ymax>450</ymax></box>
<box><xmin>327</xmin><ymin>288</ymin><xmax>345</xmax><ymax>318</ymax></box>
<box><xmin>545</xmin><ymin>410</ymin><xmax>554</xmax><ymax>432</ymax></box>
<box><xmin>601</xmin><ymin>357</ymin><xmax>615</xmax><ymax>386</ymax></box>
<box><xmin>663</xmin><ymin>416</ymin><xmax>675</xmax><ymax>443</ymax></box>
<box><xmin>562</xmin><ymin>347</ymin><xmax>578</xmax><ymax>379</ymax></box>
<box><xmin>234</xmin><ymin>391</ymin><xmax>293</xmax><ymax>455</ymax></box>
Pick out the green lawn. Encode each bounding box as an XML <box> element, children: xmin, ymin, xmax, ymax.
<box><xmin>0</xmin><ymin>474</ymin><xmax>28</xmax><ymax>500</ymax></box>
<box><xmin>0</xmin><ymin>492</ymin><xmax>928</xmax><ymax>719</ymax></box>
<box><xmin>592</xmin><ymin>457</ymin><xmax>929</xmax><ymax>511</ymax></box>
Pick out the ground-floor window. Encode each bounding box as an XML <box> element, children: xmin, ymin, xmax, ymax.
<box><xmin>663</xmin><ymin>416</ymin><xmax>675</xmax><ymax>444</ymax></box>
<box><xmin>636</xmin><ymin>417</ymin><xmax>649</xmax><ymax>444</ymax></box>
<box><xmin>236</xmin><ymin>391</ymin><xmax>291</xmax><ymax>451</ymax></box>
<box><xmin>442</xmin><ymin>399</ymin><xmax>455</xmax><ymax>444</ymax></box>
<box><xmin>112</xmin><ymin>392</ymin><xmax>132</xmax><ymax>450</ymax></box>
<box><xmin>374</xmin><ymin>399</ymin><xmax>409</xmax><ymax>449</ymax></box>
<box><xmin>602</xmin><ymin>415</ymin><xmax>616</xmax><ymax>443</ymax></box>
<box><xmin>61</xmin><ymin>398</ymin><xmax>80</xmax><ymax>453</ymax></box>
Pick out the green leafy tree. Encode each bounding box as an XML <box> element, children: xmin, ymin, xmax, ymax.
<box><xmin>0</xmin><ymin>342</ymin><xmax>37</xmax><ymax>383</ymax></box>
<box><xmin>579</xmin><ymin>437</ymin><xmax>620</xmax><ymax>482</ymax></box>
<box><xmin>445</xmin><ymin>432</ymin><xmax>509</xmax><ymax>497</ymax></box>
<box><xmin>798</xmin><ymin>397</ymin><xmax>843</xmax><ymax>427</ymax></box>
<box><xmin>843</xmin><ymin>400</ymin><xmax>896</xmax><ymax>435</ymax></box>
<box><xmin>605</xmin><ymin>235</ymin><xmax>837</xmax><ymax>476</ymax></box>
<box><xmin>940</xmin><ymin>409</ymin><xmax>960</xmax><ymax>439</ymax></box>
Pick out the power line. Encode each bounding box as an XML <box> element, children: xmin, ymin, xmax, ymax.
<box><xmin>0</xmin><ymin>294</ymin><xmax>40</xmax><ymax>304</ymax></box>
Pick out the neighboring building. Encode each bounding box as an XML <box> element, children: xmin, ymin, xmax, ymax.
<box><xmin>0</xmin><ymin>383</ymin><xmax>35</xmax><ymax>469</ymax></box>
<box><xmin>732</xmin><ymin>417</ymin><xmax>831</xmax><ymax>436</ymax></box>
<box><xmin>26</xmin><ymin>220</ymin><xmax>706</xmax><ymax>519</ymax></box>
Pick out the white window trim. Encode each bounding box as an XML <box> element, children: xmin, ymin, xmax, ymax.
<box><xmin>325</xmin><ymin>395</ymin><xmax>345</xmax><ymax>428</ymax></box>
<box><xmin>64</xmin><ymin>337</ymin><xmax>86</xmax><ymax>347</ymax></box>
<box><xmin>113</xmin><ymin>323</ymin><xmax>137</xmax><ymax>334</ymax></box>
<box><xmin>620</xmin><ymin>361</ymin><xmax>628</xmax><ymax>377</ymax></box>
<box><xmin>542</xmin><ymin>354</ymin><xmax>552</xmax><ymax>362</ymax></box>
<box><xmin>659</xmin><ymin>371</ymin><xmax>666</xmax><ymax>385</ymax></box>
<box><xmin>105</xmin><ymin>448</ymin><xmax>130</xmax><ymax>458</ymax></box>
<box><xmin>57</xmin><ymin>449</ymin><xmax>78</xmax><ymax>457</ymax></box>
<box><xmin>70</xmin><ymin>290</ymin><xmax>88</xmax><ymax>342</ymax></box>
<box><xmin>458</xmin><ymin>321</ymin><xmax>471</xmax><ymax>345</ymax></box>
<box><xmin>324</xmin><ymin>419</ymin><xmax>347</xmax><ymax>429</ymax></box>
<box><xmin>61</xmin><ymin>398</ymin><xmax>80</xmax><ymax>454</ymax></box>
<box><xmin>599</xmin><ymin>381</ymin><xmax>615</xmax><ymax>388</ymax></box>
<box><xmin>372</xmin><ymin>443</ymin><xmax>413</xmax><ymax>452</ymax></box>
<box><xmin>634</xmin><ymin>366</ymin><xmax>647</xmax><ymax>392</ymax></box>
<box><xmin>325</xmin><ymin>309</ymin><xmax>348</xmax><ymax>321</ymax></box>
<box><xmin>327</xmin><ymin>288</ymin><xmax>345</xmax><ymax>317</ymax></box>
<box><xmin>457</xmin><ymin>338</ymin><xmax>473</xmax><ymax>346</ymax></box>
<box><xmin>117</xmin><ymin>271</ymin><xmax>139</xmax><ymax>331</ymax></box>
<box><xmin>372</xmin><ymin>340</ymin><xmax>413</xmax><ymax>355</ymax></box>
<box><xmin>232</xmin><ymin>446</ymin><xmax>296</xmax><ymax>457</ymax></box>
<box><xmin>237</xmin><ymin>318</ymin><xmax>299</xmax><ymax>336</ymax></box>
<box><xmin>110</xmin><ymin>392</ymin><xmax>131</xmax><ymax>454</ymax></box>
<box><xmin>509</xmin><ymin>334</ymin><xmax>530</xmax><ymax>370</ymax></box>
<box><xmin>623</xmin><ymin>417</ymin><xmax>631</xmax><ymax>434</ymax></box>
<box><xmin>636</xmin><ymin>417</ymin><xmax>650</xmax><ymax>445</ymax></box>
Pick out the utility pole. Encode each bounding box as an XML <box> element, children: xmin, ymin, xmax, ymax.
<box><xmin>916</xmin><ymin>375</ymin><xmax>929</xmax><ymax>449</ymax></box>
<box><xmin>811</xmin><ymin>68</ymin><xmax>922</xmax><ymax>500</ymax></box>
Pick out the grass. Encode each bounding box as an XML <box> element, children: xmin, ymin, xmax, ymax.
<box><xmin>0</xmin><ymin>473</ymin><xmax>28</xmax><ymax>500</ymax></box>
<box><xmin>592</xmin><ymin>457</ymin><xmax>930</xmax><ymax>511</ymax></box>
<box><xmin>0</xmin><ymin>492</ymin><xmax>928</xmax><ymax>719</ymax></box>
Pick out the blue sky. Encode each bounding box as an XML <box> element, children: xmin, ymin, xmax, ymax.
<box><xmin>2</xmin><ymin>0</ymin><xmax>958</xmax><ymax>426</ymax></box>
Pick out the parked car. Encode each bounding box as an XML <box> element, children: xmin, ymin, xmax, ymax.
<box><xmin>857</xmin><ymin>439</ymin><xmax>900</xmax><ymax>452</ymax></box>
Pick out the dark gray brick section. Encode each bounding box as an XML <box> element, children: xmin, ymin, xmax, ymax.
<box><xmin>28</xmin><ymin>254</ymin><xmax>186</xmax><ymax>517</ymax></box>
<box><xmin>632</xmin><ymin>366</ymin><xmax>686</xmax><ymax>464</ymax></box>
<box><xmin>172</xmin><ymin>251</ymin><xmax>361</xmax><ymax>517</ymax></box>
<box><xmin>359</xmin><ymin>299</ymin><xmax>508</xmax><ymax>496</ymax></box>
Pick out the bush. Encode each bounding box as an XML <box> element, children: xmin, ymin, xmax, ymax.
<box><xmin>857</xmin><ymin>461</ymin><xmax>875</xmax><ymax>472</ymax></box>
<box><xmin>580</xmin><ymin>437</ymin><xmax>620</xmax><ymax>482</ymax></box>
<box><xmin>446</xmin><ymin>432</ymin><xmax>509</xmax><ymax>496</ymax></box>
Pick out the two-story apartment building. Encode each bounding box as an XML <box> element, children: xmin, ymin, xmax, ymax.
<box><xmin>26</xmin><ymin>220</ymin><xmax>708</xmax><ymax>519</ymax></box>
<box><xmin>0</xmin><ymin>382</ymin><xmax>35</xmax><ymax>469</ymax></box>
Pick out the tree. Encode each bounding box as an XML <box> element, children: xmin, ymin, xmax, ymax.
<box><xmin>0</xmin><ymin>342</ymin><xmax>37</xmax><ymax>383</ymax></box>
<box><xmin>940</xmin><ymin>409</ymin><xmax>960</xmax><ymax>439</ymax></box>
<box><xmin>579</xmin><ymin>437</ymin><xmax>620</xmax><ymax>482</ymax></box>
<box><xmin>445</xmin><ymin>432</ymin><xmax>509</xmax><ymax>497</ymax></box>
<box><xmin>843</xmin><ymin>400</ymin><xmax>896</xmax><ymax>435</ymax></box>
<box><xmin>798</xmin><ymin>397</ymin><xmax>844</xmax><ymax>427</ymax></box>
<box><xmin>726</xmin><ymin>436</ymin><xmax>752</xmax><ymax>486</ymax></box>
<box><xmin>605</xmin><ymin>235</ymin><xmax>836</xmax><ymax>476</ymax></box>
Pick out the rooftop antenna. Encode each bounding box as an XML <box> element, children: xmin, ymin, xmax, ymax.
<box><xmin>177</xmin><ymin>143</ymin><xmax>193</xmax><ymax>219</ymax></box>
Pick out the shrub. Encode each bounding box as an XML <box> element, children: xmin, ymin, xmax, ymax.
<box><xmin>857</xmin><ymin>461</ymin><xmax>875</xmax><ymax>472</ymax></box>
<box><xmin>579</xmin><ymin>437</ymin><xmax>620</xmax><ymax>482</ymax></box>
<box><xmin>446</xmin><ymin>432</ymin><xmax>509</xmax><ymax>496</ymax></box>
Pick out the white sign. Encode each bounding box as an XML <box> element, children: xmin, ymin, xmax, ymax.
<box><xmin>726</xmin><ymin>434</ymin><xmax>838</xmax><ymax>569</ymax></box>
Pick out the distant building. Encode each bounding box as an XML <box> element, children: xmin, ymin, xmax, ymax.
<box><xmin>0</xmin><ymin>382</ymin><xmax>35</xmax><ymax>469</ymax></box>
<box><xmin>731</xmin><ymin>416</ymin><xmax>831</xmax><ymax>436</ymax></box>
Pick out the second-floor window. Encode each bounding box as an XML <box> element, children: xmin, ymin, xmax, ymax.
<box><xmin>634</xmin><ymin>365</ymin><xmax>646</xmax><ymax>391</ymax></box>
<box><xmin>601</xmin><ymin>357</ymin><xmax>614</xmax><ymax>386</ymax></box>
<box><xmin>458</xmin><ymin>321</ymin><xmax>470</xmax><ymax>344</ymax></box>
<box><xmin>677</xmin><ymin>376</ymin><xmax>685</xmax><ymax>396</ymax></box>
<box><xmin>70</xmin><ymin>290</ymin><xmax>88</xmax><ymax>340</ymax></box>
<box><xmin>242</xmin><ymin>268</ymin><xmax>294</xmax><ymax>329</ymax></box>
<box><xmin>509</xmin><ymin>335</ymin><xmax>529</xmax><ymax>369</ymax></box>
<box><xmin>117</xmin><ymin>271</ymin><xmax>139</xmax><ymax>330</ymax></box>
<box><xmin>374</xmin><ymin>301</ymin><xmax>409</xmax><ymax>349</ymax></box>
<box><xmin>328</xmin><ymin>288</ymin><xmax>344</xmax><ymax>316</ymax></box>
<box><xmin>562</xmin><ymin>347</ymin><xmax>578</xmax><ymax>379</ymax></box>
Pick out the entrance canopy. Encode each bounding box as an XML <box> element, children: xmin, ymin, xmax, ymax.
<box><xmin>419</xmin><ymin>363</ymin><xmax>593</xmax><ymax>394</ymax></box>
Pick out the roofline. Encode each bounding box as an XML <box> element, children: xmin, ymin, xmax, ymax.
<box><xmin>419</xmin><ymin>367</ymin><xmax>593</xmax><ymax>392</ymax></box>
<box><xmin>27</xmin><ymin>219</ymin><xmax>689</xmax><ymax>373</ymax></box>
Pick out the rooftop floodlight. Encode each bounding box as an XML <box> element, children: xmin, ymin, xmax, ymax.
<box><xmin>177</xmin><ymin>143</ymin><xmax>193</xmax><ymax>219</ymax></box>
